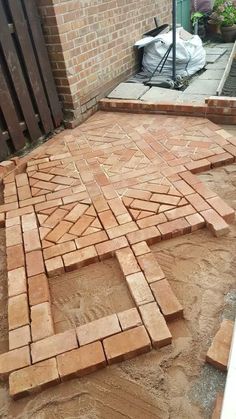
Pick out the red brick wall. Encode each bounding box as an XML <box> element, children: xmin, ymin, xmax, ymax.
<box><xmin>37</xmin><ymin>0</ymin><xmax>172</xmax><ymax>125</ymax></box>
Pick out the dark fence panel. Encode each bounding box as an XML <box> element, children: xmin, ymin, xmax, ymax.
<box><xmin>0</xmin><ymin>0</ymin><xmax>63</xmax><ymax>161</ymax></box>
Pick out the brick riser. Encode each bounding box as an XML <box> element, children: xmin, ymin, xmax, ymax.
<box><xmin>99</xmin><ymin>96</ymin><xmax>236</xmax><ymax>125</ymax></box>
<box><xmin>0</xmin><ymin>111</ymin><xmax>235</xmax><ymax>398</ymax></box>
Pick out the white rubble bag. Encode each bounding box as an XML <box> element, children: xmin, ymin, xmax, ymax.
<box><xmin>135</xmin><ymin>28</ymin><xmax>206</xmax><ymax>78</ymax></box>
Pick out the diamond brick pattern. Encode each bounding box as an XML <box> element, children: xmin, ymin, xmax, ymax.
<box><xmin>0</xmin><ymin>112</ymin><xmax>235</xmax><ymax>398</ymax></box>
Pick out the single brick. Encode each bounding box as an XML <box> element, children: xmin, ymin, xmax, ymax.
<box><xmin>95</xmin><ymin>236</ymin><xmax>129</xmax><ymax>259</ymax></box>
<box><xmin>6</xmin><ymin>205</ymin><xmax>34</xmax><ymax>219</ymax></box>
<box><xmin>108</xmin><ymin>198</ymin><xmax>127</xmax><ymax>216</ymax></box>
<box><xmin>98</xmin><ymin>210</ymin><xmax>118</xmax><ymax>229</ymax></box>
<box><xmin>7</xmin><ymin>244</ymin><xmax>24</xmax><ymax>271</ymax></box>
<box><xmin>26</xmin><ymin>250</ymin><xmax>45</xmax><ymax>277</ymax></box>
<box><xmin>0</xmin><ymin>346</ymin><xmax>30</xmax><ymax>376</ymax></box>
<box><xmin>127</xmin><ymin>226</ymin><xmax>161</xmax><ymax>245</ymax></box>
<box><xmin>0</xmin><ymin>213</ymin><xmax>5</xmax><ymax>228</ymax></box>
<box><xmin>107</xmin><ymin>221</ymin><xmax>138</xmax><ymax>240</ymax></box>
<box><xmin>207</xmin><ymin>196</ymin><xmax>235</xmax><ymax>224</ymax></box>
<box><xmin>193</xmin><ymin>182</ymin><xmax>217</xmax><ymax>199</ymax></box>
<box><xmin>139</xmin><ymin>302</ymin><xmax>172</xmax><ymax>348</ymax></box>
<box><xmin>28</xmin><ymin>274</ymin><xmax>50</xmax><ymax>306</ymax></box>
<box><xmin>118</xmin><ymin>308</ymin><xmax>142</xmax><ymax>331</ymax></box>
<box><xmin>6</xmin><ymin>225</ymin><xmax>22</xmax><ymax>247</ymax></box>
<box><xmin>23</xmin><ymin>229</ymin><xmax>41</xmax><ymax>252</ymax></box>
<box><xmin>57</xmin><ymin>341</ymin><xmax>106</xmax><ymax>381</ymax></box>
<box><xmin>9</xmin><ymin>358</ymin><xmax>59</xmax><ymax>399</ymax></box>
<box><xmin>137</xmin><ymin>213</ymin><xmax>167</xmax><ymax>229</ymax></box>
<box><xmin>165</xmin><ymin>205</ymin><xmax>196</xmax><ymax>221</ymax></box>
<box><xmin>185</xmin><ymin>159</ymin><xmax>211</xmax><ymax>173</ymax></box>
<box><xmin>206</xmin><ymin>319</ymin><xmax>234</xmax><ymax>371</ymax></box>
<box><xmin>21</xmin><ymin>213</ymin><xmax>37</xmax><ymax>232</ymax></box>
<box><xmin>185</xmin><ymin>213</ymin><xmax>205</xmax><ymax>231</ymax></box>
<box><xmin>212</xmin><ymin>393</ymin><xmax>223</xmax><ymax>419</ymax></box>
<box><xmin>46</xmin><ymin>220</ymin><xmax>72</xmax><ymax>243</ymax></box>
<box><xmin>45</xmin><ymin>256</ymin><xmax>64</xmax><ymax>277</ymax></box>
<box><xmin>151</xmin><ymin>279</ymin><xmax>183</xmax><ymax>320</ymax></box>
<box><xmin>43</xmin><ymin>241</ymin><xmax>76</xmax><ymax>260</ymax></box>
<box><xmin>8</xmin><ymin>267</ymin><xmax>27</xmax><ymax>297</ymax></box>
<box><xmin>186</xmin><ymin>193</ymin><xmax>210</xmax><ymax>212</ymax></box>
<box><xmin>115</xmin><ymin>247</ymin><xmax>140</xmax><ymax>276</ymax></box>
<box><xmin>63</xmin><ymin>246</ymin><xmax>98</xmax><ymax>271</ymax></box>
<box><xmin>158</xmin><ymin>218</ymin><xmax>191</xmax><ymax>240</ymax></box>
<box><xmin>131</xmin><ymin>199</ymin><xmax>159</xmax><ymax>213</ymax></box>
<box><xmin>208</xmin><ymin>152</ymin><xmax>234</xmax><ymax>168</ymax></box>
<box><xmin>124</xmin><ymin>189</ymin><xmax>151</xmax><ymax>201</ymax></box>
<box><xmin>31</xmin><ymin>302</ymin><xmax>54</xmax><ymax>342</ymax></box>
<box><xmin>31</xmin><ymin>329</ymin><xmax>78</xmax><ymax>363</ymax></box>
<box><xmin>76</xmin><ymin>231</ymin><xmax>108</xmax><ymax>250</ymax></box>
<box><xmin>126</xmin><ymin>272</ymin><xmax>154</xmax><ymax>306</ymax></box>
<box><xmin>64</xmin><ymin>203</ymin><xmax>89</xmax><ymax>222</ymax></box>
<box><xmin>150</xmin><ymin>194</ymin><xmax>181</xmax><ymax>206</ymax></box>
<box><xmin>77</xmin><ymin>314</ymin><xmax>121</xmax><ymax>346</ymax></box>
<box><xmin>117</xmin><ymin>213</ymin><xmax>132</xmax><ymax>224</ymax></box>
<box><xmin>138</xmin><ymin>253</ymin><xmax>165</xmax><ymax>283</ymax></box>
<box><xmin>9</xmin><ymin>325</ymin><xmax>31</xmax><ymax>350</ymax></box>
<box><xmin>132</xmin><ymin>241</ymin><xmax>151</xmax><ymax>257</ymax></box>
<box><xmin>200</xmin><ymin>209</ymin><xmax>230</xmax><ymax>237</ymax></box>
<box><xmin>103</xmin><ymin>325</ymin><xmax>151</xmax><ymax>365</ymax></box>
<box><xmin>8</xmin><ymin>294</ymin><xmax>29</xmax><ymax>330</ymax></box>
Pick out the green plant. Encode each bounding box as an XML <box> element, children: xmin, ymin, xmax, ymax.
<box><xmin>209</xmin><ymin>0</ymin><xmax>236</xmax><ymax>26</ymax></box>
<box><xmin>191</xmin><ymin>11</ymin><xmax>205</xmax><ymax>26</ymax></box>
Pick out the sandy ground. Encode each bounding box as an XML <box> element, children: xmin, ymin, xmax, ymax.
<box><xmin>0</xmin><ymin>154</ymin><xmax>236</xmax><ymax>419</ymax></box>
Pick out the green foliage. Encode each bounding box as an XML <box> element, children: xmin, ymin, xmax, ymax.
<box><xmin>209</xmin><ymin>0</ymin><xmax>236</xmax><ymax>26</ymax></box>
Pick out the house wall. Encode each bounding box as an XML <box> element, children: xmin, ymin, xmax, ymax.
<box><xmin>37</xmin><ymin>0</ymin><xmax>172</xmax><ymax>126</ymax></box>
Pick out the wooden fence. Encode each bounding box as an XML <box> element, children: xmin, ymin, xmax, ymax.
<box><xmin>0</xmin><ymin>0</ymin><xmax>63</xmax><ymax>160</ymax></box>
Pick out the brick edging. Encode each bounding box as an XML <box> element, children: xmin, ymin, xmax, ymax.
<box><xmin>99</xmin><ymin>96</ymin><xmax>236</xmax><ymax>125</ymax></box>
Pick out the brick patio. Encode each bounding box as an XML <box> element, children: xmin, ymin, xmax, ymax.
<box><xmin>0</xmin><ymin>111</ymin><xmax>235</xmax><ymax>398</ymax></box>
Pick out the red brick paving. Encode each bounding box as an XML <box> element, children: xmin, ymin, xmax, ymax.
<box><xmin>0</xmin><ymin>111</ymin><xmax>235</xmax><ymax>397</ymax></box>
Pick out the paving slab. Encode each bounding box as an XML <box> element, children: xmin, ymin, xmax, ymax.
<box><xmin>108</xmin><ymin>82</ymin><xmax>149</xmax><ymax>100</ymax></box>
<box><xmin>176</xmin><ymin>93</ymin><xmax>207</xmax><ymax>104</ymax></box>
<box><xmin>140</xmin><ymin>86</ymin><xmax>181</xmax><ymax>102</ymax></box>
<box><xmin>198</xmin><ymin>69</ymin><xmax>223</xmax><ymax>80</ymax></box>
<box><xmin>184</xmin><ymin>79</ymin><xmax>219</xmax><ymax>95</ymax></box>
<box><xmin>204</xmin><ymin>47</ymin><xmax>227</xmax><ymax>56</ymax></box>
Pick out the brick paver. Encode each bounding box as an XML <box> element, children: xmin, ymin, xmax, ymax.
<box><xmin>0</xmin><ymin>111</ymin><xmax>235</xmax><ymax>397</ymax></box>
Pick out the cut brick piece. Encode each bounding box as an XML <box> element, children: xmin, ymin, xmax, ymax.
<box><xmin>132</xmin><ymin>241</ymin><xmax>151</xmax><ymax>257</ymax></box>
<box><xmin>158</xmin><ymin>218</ymin><xmax>191</xmax><ymax>240</ymax></box>
<box><xmin>77</xmin><ymin>314</ymin><xmax>121</xmax><ymax>346</ymax></box>
<box><xmin>8</xmin><ymin>293</ymin><xmax>29</xmax><ymax>330</ymax></box>
<box><xmin>8</xmin><ymin>267</ymin><xmax>26</xmax><ymax>297</ymax></box>
<box><xmin>118</xmin><ymin>308</ymin><xmax>142</xmax><ymax>331</ymax></box>
<box><xmin>57</xmin><ymin>341</ymin><xmax>106</xmax><ymax>381</ymax></box>
<box><xmin>76</xmin><ymin>231</ymin><xmax>108</xmax><ymax>249</ymax></box>
<box><xmin>31</xmin><ymin>329</ymin><xmax>78</xmax><ymax>363</ymax></box>
<box><xmin>107</xmin><ymin>221</ymin><xmax>138</xmax><ymax>240</ymax></box>
<box><xmin>139</xmin><ymin>302</ymin><xmax>172</xmax><ymax>348</ymax></box>
<box><xmin>63</xmin><ymin>246</ymin><xmax>98</xmax><ymax>271</ymax></box>
<box><xmin>0</xmin><ymin>346</ymin><xmax>30</xmax><ymax>376</ymax></box>
<box><xmin>26</xmin><ymin>250</ymin><xmax>45</xmax><ymax>277</ymax></box>
<box><xmin>103</xmin><ymin>325</ymin><xmax>151</xmax><ymax>365</ymax></box>
<box><xmin>43</xmin><ymin>240</ymin><xmax>76</xmax><ymax>260</ymax></box>
<box><xmin>28</xmin><ymin>274</ymin><xmax>50</xmax><ymax>306</ymax></box>
<box><xmin>9</xmin><ymin>358</ymin><xmax>59</xmax><ymax>399</ymax></box>
<box><xmin>201</xmin><ymin>209</ymin><xmax>230</xmax><ymax>237</ymax></box>
<box><xmin>207</xmin><ymin>196</ymin><xmax>235</xmax><ymax>224</ymax></box>
<box><xmin>115</xmin><ymin>247</ymin><xmax>140</xmax><ymax>276</ymax></box>
<box><xmin>151</xmin><ymin>279</ymin><xmax>183</xmax><ymax>320</ymax></box>
<box><xmin>126</xmin><ymin>272</ymin><xmax>154</xmax><ymax>306</ymax></box>
<box><xmin>206</xmin><ymin>319</ymin><xmax>234</xmax><ymax>371</ymax></box>
<box><xmin>137</xmin><ymin>213</ymin><xmax>167</xmax><ymax>229</ymax></box>
<box><xmin>127</xmin><ymin>226</ymin><xmax>161</xmax><ymax>245</ymax></box>
<box><xmin>7</xmin><ymin>244</ymin><xmax>24</xmax><ymax>271</ymax></box>
<box><xmin>9</xmin><ymin>325</ymin><xmax>31</xmax><ymax>350</ymax></box>
<box><xmin>212</xmin><ymin>393</ymin><xmax>223</xmax><ymax>419</ymax></box>
<box><xmin>138</xmin><ymin>253</ymin><xmax>165</xmax><ymax>283</ymax></box>
<box><xmin>95</xmin><ymin>236</ymin><xmax>129</xmax><ymax>259</ymax></box>
<box><xmin>45</xmin><ymin>256</ymin><xmax>64</xmax><ymax>277</ymax></box>
<box><xmin>185</xmin><ymin>213</ymin><xmax>205</xmax><ymax>232</ymax></box>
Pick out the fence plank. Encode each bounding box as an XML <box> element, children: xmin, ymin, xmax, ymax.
<box><xmin>23</xmin><ymin>0</ymin><xmax>63</xmax><ymax>127</ymax></box>
<box><xmin>0</xmin><ymin>0</ymin><xmax>41</xmax><ymax>141</ymax></box>
<box><xmin>0</xmin><ymin>62</ymin><xmax>25</xmax><ymax>150</ymax></box>
<box><xmin>0</xmin><ymin>125</ymin><xmax>9</xmax><ymax>160</ymax></box>
<box><xmin>8</xmin><ymin>0</ymin><xmax>54</xmax><ymax>134</ymax></box>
